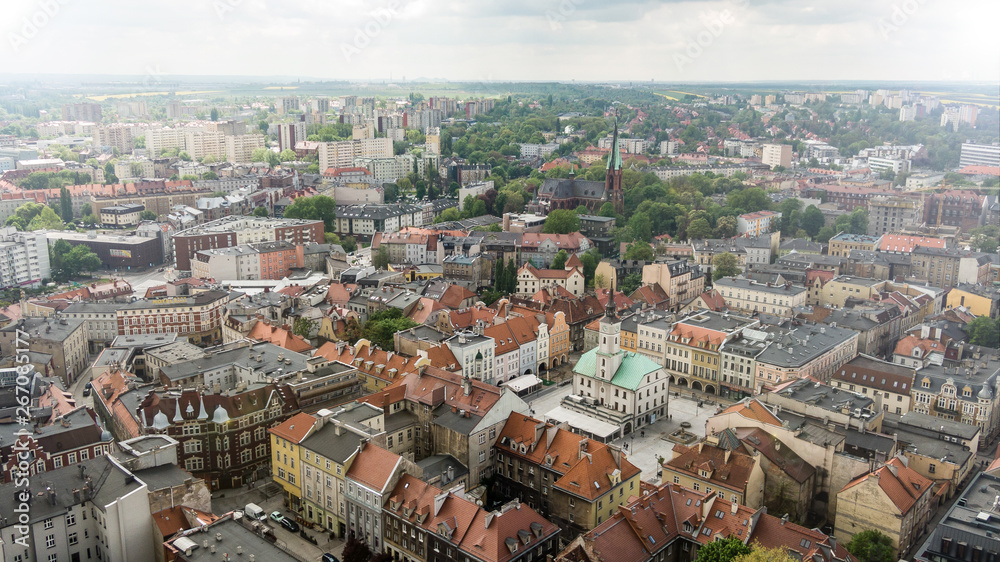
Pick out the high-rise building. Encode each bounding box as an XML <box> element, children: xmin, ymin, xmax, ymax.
<box><xmin>225</xmin><ymin>134</ymin><xmax>267</xmax><ymax>163</ymax></box>
<box><xmin>61</xmin><ymin>102</ymin><xmax>102</xmax><ymax>122</ymax></box>
<box><xmin>279</xmin><ymin>96</ymin><xmax>299</xmax><ymax>114</ymax></box>
<box><xmin>93</xmin><ymin>125</ymin><xmax>135</xmax><ymax>152</ymax></box>
<box><xmin>277</xmin><ymin>121</ymin><xmax>306</xmax><ymax>152</ymax></box>
<box><xmin>761</xmin><ymin>143</ymin><xmax>792</xmax><ymax>169</ymax></box>
<box><xmin>0</xmin><ymin>227</ymin><xmax>51</xmax><ymax>288</ymax></box>
<box><xmin>867</xmin><ymin>196</ymin><xmax>924</xmax><ymax>236</ymax></box>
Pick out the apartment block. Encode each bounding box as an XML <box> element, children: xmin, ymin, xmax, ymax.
<box><xmin>0</xmin><ymin>227</ymin><xmax>51</xmax><ymax>289</ymax></box>
<box><xmin>867</xmin><ymin>196</ymin><xmax>924</xmax><ymax>236</ymax></box>
<box><xmin>713</xmin><ymin>277</ymin><xmax>808</xmax><ymax>317</ymax></box>
<box><xmin>761</xmin><ymin>143</ymin><xmax>792</xmax><ymax>169</ymax></box>
<box><xmin>173</xmin><ymin>216</ymin><xmax>324</xmax><ymax>271</ymax></box>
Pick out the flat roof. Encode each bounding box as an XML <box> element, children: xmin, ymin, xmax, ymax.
<box><xmin>544</xmin><ymin>405</ymin><xmax>620</xmax><ymax>439</ymax></box>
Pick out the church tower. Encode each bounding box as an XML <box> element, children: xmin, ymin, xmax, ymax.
<box><xmin>605</xmin><ymin>113</ymin><xmax>624</xmax><ymax>216</ymax></box>
<box><xmin>596</xmin><ymin>280</ymin><xmax>623</xmax><ymax>380</ymax></box>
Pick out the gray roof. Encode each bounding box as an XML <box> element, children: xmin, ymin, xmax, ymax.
<box><xmin>887</xmin><ymin>410</ymin><xmax>981</xmax><ymax>440</ymax></box>
<box><xmin>773</xmin><ymin>378</ymin><xmax>876</xmax><ymax>415</ymax></box>
<box><xmin>675</xmin><ymin>309</ymin><xmax>757</xmax><ymax>333</ymax></box>
<box><xmin>300</xmin><ymin>423</ymin><xmax>365</xmax><ymax>464</ymax></box>
<box><xmin>915</xmin><ymin>346</ymin><xmax>1000</xmax><ymax>401</ymax></box>
<box><xmin>432</xmin><ymin>403</ymin><xmax>484</xmax><ymax>435</ymax></box>
<box><xmin>779</xmin><ymin>238</ymin><xmax>823</xmax><ymax>252</ymax></box>
<box><xmin>159</xmin><ymin>342</ymin><xmax>310</xmax><ymax>382</ymax></box>
<box><xmin>0</xmin><ymin>456</ymin><xmax>144</xmax><ymax>526</ymax></box>
<box><xmin>62</xmin><ymin>302</ymin><xmax>121</xmax><ymax>314</ymax></box>
<box><xmin>110</xmin><ymin>333</ymin><xmax>180</xmax><ymax>348</ymax></box>
<box><xmin>756</xmin><ymin>323</ymin><xmax>859</xmax><ymax>368</ymax></box>
<box><xmin>915</xmin><ymin>471</ymin><xmax>1000</xmax><ymax>560</ymax></box>
<box><xmin>336</xmin><ymin>202</ymin><xmax>422</xmax><ymax>220</ymax></box>
<box><xmin>132</xmin><ymin>463</ymin><xmax>197</xmax><ymax>492</ymax></box>
<box><xmin>120</xmin><ymin>290</ymin><xmax>230</xmax><ymax>311</ymax></box>
<box><xmin>168</xmin><ymin>515</ymin><xmax>297</xmax><ymax>561</ymax></box>
<box><xmin>415</xmin><ymin>454</ymin><xmax>469</xmax><ymax>487</ymax></box>
<box><xmin>2</xmin><ymin>315</ymin><xmax>85</xmax><ymax>341</ymax></box>
<box><xmin>145</xmin><ymin>341</ymin><xmax>207</xmax><ymax>365</ymax></box>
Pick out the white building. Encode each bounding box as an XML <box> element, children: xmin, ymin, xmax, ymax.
<box><xmin>0</xmin><ymin>455</ymin><xmax>155</xmax><ymax>562</ymax></box>
<box><xmin>277</xmin><ymin>122</ymin><xmax>307</xmax><ymax>152</ymax></box>
<box><xmin>333</xmin><ymin>203</ymin><xmax>426</xmax><ymax>237</ymax></box>
<box><xmin>444</xmin><ymin>331</ymin><xmax>495</xmax><ymax>384</ymax></box>
<box><xmin>0</xmin><ymin>227</ymin><xmax>51</xmax><ymax>289</ymax></box>
<box><xmin>959</xmin><ymin>142</ymin><xmax>1000</xmax><ymax>168</ymax></box>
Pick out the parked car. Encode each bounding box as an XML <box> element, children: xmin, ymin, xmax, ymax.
<box><xmin>321</xmin><ymin>554</ymin><xmax>340</xmax><ymax>562</ymax></box>
<box><xmin>280</xmin><ymin>518</ymin><xmax>299</xmax><ymax>532</ymax></box>
<box><xmin>82</xmin><ymin>382</ymin><xmax>92</xmax><ymax>397</ymax></box>
<box><xmin>269</xmin><ymin>511</ymin><xmax>284</xmax><ymax>524</ymax></box>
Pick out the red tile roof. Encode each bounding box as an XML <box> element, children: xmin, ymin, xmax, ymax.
<box><xmin>840</xmin><ymin>457</ymin><xmax>932</xmax><ymax>514</ymax></box>
<box><xmin>718</xmin><ymin>398</ymin><xmax>782</xmax><ymax>427</ymax></box>
<box><xmin>247</xmin><ymin>321</ymin><xmax>314</xmax><ymax>353</ymax></box>
<box><xmin>879</xmin><ymin>234</ymin><xmax>946</xmax><ymax>253</ymax></box>
<box><xmin>268</xmin><ymin>412</ymin><xmax>317</xmax><ymax>443</ymax></box>
<box><xmin>346</xmin><ymin>442</ymin><xmax>402</xmax><ymax>492</ymax></box>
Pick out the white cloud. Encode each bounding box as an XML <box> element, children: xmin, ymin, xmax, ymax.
<box><xmin>1</xmin><ymin>0</ymin><xmax>997</xmax><ymax>82</ymax></box>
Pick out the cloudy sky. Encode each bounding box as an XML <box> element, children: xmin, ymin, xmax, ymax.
<box><xmin>3</xmin><ymin>0</ymin><xmax>998</xmax><ymax>83</ymax></box>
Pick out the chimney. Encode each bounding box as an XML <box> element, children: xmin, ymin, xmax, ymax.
<box><xmin>829</xmin><ymin>535</ymin><xmax>837</xmax><ymax>552</ymax></box>
<box><xmin>463</xmin><ymin>376</ymin><xmax>472</xmax><ymax>396</ymax></box>
<box><xmin>781</xmin><ymin>513</ymin><xmax>789</xmax><ymax>525</ymax></box>
<box><xmin>731</xmin><ymin>501</ymin><xmax>738</xmax><ymax>515</ymax></box>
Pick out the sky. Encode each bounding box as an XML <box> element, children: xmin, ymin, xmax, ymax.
<box><xmin>3</xmin><ymin>0</ymin><xmax>999</xmax><ymax>84</ymax></box>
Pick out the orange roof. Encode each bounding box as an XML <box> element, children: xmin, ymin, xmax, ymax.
<box><xmin>698</xmin><ymin>289</ymin><xmax>728</xmax><ymax>311</ymax></box>
<box><xmin>630</xmin><ymin>284</ymin><xmax>669</xmax><ymax>307</ymax></box>
<box><xmin>498</xmin><ymin>413</ymin><xmax>640</xmax><ymax>501</ymax></box>
<box><xmin>594</xmin><ymin>288</ymin><xmax>634</xmax><ymax>311</ymax></box>
<box><xmin>879</xmin><ymin>234</ymin><xmax>946</xmax><ymax>253</ymax></box>
<box><xmin>425</xmin><ymin>344</ymin><xmax>460</xmax><ymax>371</ymax></box>
<box><xmin>315</xmin><ymin>340</ymin><xmax>427</xmax><ymax>384</ymax></box>
<box><xmin>670</xmin><ymin>323</ymin><xmax>726</xmax><ymax>346</ymax></box>
<box><xmin>956</xmin><ymin>165</ymin><xmax>1000</xmax><ymax>176</ymax></box>
<box><xmin>486</xmin><ymin>323</ymin><xmax>520</xmax><ymax>355</ymax></box>
<box><xmin>565</xmin><ymin>254</ymin><xmax>583</xmax><ymax>268</ymax></box>
<box><xmin>247</xmin><ymin>321</ymin><xmax>313</xmax><ymax>353</ymax></box>
<box><xmin>439</xmin><ymin>284</ymin><xmax>477</xmax><ymax>310</ymax></box>
<box><xmin>893</xmin><ymin>334</ymin><xmax>943</xmax><ymax>358</ymax></box>
<box><xmin>345</xmin><ymin>442</ymin><xmax>402</xmax><ymax>492</ymax></box>
<box><xmin>447</xmin><ymin>305</ymin><xmax>497</xmax><ymax>331</ymax></box>
<box><xmin>718</xmin><ymin>398</ymin><xmax>782</xmax><ymax>427</ymax></box>
<box><xmin>840</xmin><ymin>457</ymin><xmax>932</xmax><ymax>514</ymax></box>
<box><xmin>388</xmin><ymin>366</ymin><xmax>503</xmax><ymax>418</ymax></box>
<box><xmin>408</xmin><ymin>297</ymin><xmax>448</xmax><ymax>324</ymax></box>
<box><xmin>268</xmin><ymin>412</ymin><xmax>317</xmax><ymax>443</ymax></box>
<box><xmin>326</xmin><ymin>282</ymin><xmax>358</xmax><ymax>306</ymax></box>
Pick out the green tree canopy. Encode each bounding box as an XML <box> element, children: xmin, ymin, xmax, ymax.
<box><xmin>845</xmin><ymin>529</ymin><xmax>895</xmax><ymax>562</ymax></box>
<box><xmin>543</xmin><ymin>209</ymin><xmax>581</xmax><ymax>234</ymax></box>
<box><xmin>624</xmin><ymin>241</ymin><xmax>654</xmax><ymax>261</ymax></box>
<box><xmin>252</xmin><ymin>206</ymin><xmax>268</xmax><ymax>217</ymax></box>
<box><xmin>725</xmin><ymin>187</ymin><xmax>771</xmax><ymax>213</ymax></box>
<box><xmin>373</xmin><ymin>246</ymin><xmax>390</xmax><ymax>270</ymax></box>
<box><xmin>733</xmin><ymin>544</ymin><xmax>798</xmax><ymax>562</ymax></box>
<box><xmin>362</xmin><ymin>308</ymin><xmax>417</xmax><ymax>351</ymax></box>
<box><xmin>693</xmin><ymin>535</ymin><xmax>753</xmax><ymax>562</ymax></box>
<box><xmin>279</xmin><ymin>149</ymin><xmax>297</xmax><ymax>162</ymax></box>
<box><xmin>551</xmin><ymin>250</ymin><xmax>569</xmax><ymax>270</ymax></box>
<box><xmin>139</xmin><ymin>210</ymin><xmax>157</xmax><ymax>221</ymax></box>
<box><xmin>968</xmin><ymin>316</ymin><xmax>1000</xmax><ymax>348</ymax></box>
<box><xmin>281</xmin><ymin>195</ymin><xmax>337</xmax><ymax>231</ymax></box>
<box><xmin>800</xmin><ymin>205</ymin><xmax>825</xmax><ymax>237</ymax></box>
<box><xmin>687</xmin><ymin>218</ymin><xmax>713</xmax><ymax>240</ymax></box>
<box><xmin>712</xmin><ymin>252</ymin><xmax>740</xmax><ymax>281</ymax></box>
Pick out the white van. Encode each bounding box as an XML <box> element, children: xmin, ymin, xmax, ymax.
<box><xmin>244</xmin><ymin>503</ymin><xmax>266</xmax><ymax>521</ymax></box>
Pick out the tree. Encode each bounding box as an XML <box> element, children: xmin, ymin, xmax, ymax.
<box><xmin>551</xmin><ymin>250</ymin><xmax>569</xmax><ymax>270</ymax></box>
<box><xmin>362</xmin><ymin>309</ymin><xmax>418</xmax><ymax>351</ymax></box>
<box><xmin>292</xmin><ymin>317</ymin><xmax>316</xmax><ymax>340</ymax></box>
<box><xmin>282</xmin><ymin>195</ymin><xmax>337</xmax><ymax>231</ymax></box>
<box><xmin>139</xmin><ymin>210</ymin><xmax>157</xmax><ymax>221</ymax></box>
<box><xmin>504</xmin><ymin>258</ymin><xmax>517</xmax><ymax>293</ymax></box>
<box><xmin>968</xmin><ymin>316</ymin><xmax>1000</xmax><ymax>348</ymax></box>
<box><xmin>542</xmin><ymin>209</ymin><xmax>580</xmax><ymax>234</ymax></box>
<box><xmin>59</xmin><ymin>187</ymin><xmax>73</xmax><ymax>222</ymax></box>
<box><xmin>628</xmin><ymin>212</ymin><xmax>652</xmax><ymax>242</ymax></box>
<box><xmin>619</xmin><ymin>272</ymin><xmax>642</xmax><ymax>295</ymax></box>
<box><xmin>845</xmin><ymin>529</ymin><xmax>895</xmax><ymax>562</ymax></box>
<box><xmin>624</xmin><ymin>242</ymin><xmax>654</xmax><ymax>261</ymax></box>
<box><xmin>80</xmin><ymin>203</ymin><xmax>92</xmax><ymax>217</ymax></box>
<box><xmin>693</xmin><ymin>535</ymin><xmax>752</xmax><ymax>562</ymax></box>
<box><xmin>687</xmin><ymin>218</ymin><xmax>713</xmax><ymax>240</ymax></box>
<box><xmin>252</xmin><ymin>206</ymin><xmax>268</xmax><ymax>217</ymax></box>
<box><xmin>594</xmin><ymin>273</ymin><xmax>609</xmax><ymax>288</ymax></box>
<box><xmin>341</xmin><ymin>536</ymin><xmax>373</xmax><ymax>562</ymax></box>
<box><xmin>725</xmin><ymin>188</ymin><xmax>771</xmax><ymax>213</ymax></box>
<box><xmin>210</xmin><ymin>108</ymin><xmax>219</xmax><ymax>121</ymax></box>
<box><xmin>800</xmin><ymin>205</ymin><xmax>825</xmax><ymax>237</ymax></box>
<box><xmin>712</xmin><ymin>252</ymin><xmax>740</xmax><ymax>281</ymax></box>
<box><xmin>816</xmin><ymin>226</ymin><xmax>835</xmax><ymax>243</ymax></box>
<box><xmin>178</xmin><ymin>151</ymin><xmax>192</xmax><ymax>162</ymax></box>
<box><xmin>494</xmin><ymin>259</ymin><xmax>506</xmax><ymax>291</ymax></box>
<box><xmin>733</xmin><ymin>545</ymin><xmax>798</xmax><ymax>562</ymax></box>
<box><xmin>373</xmin><ymin>247</ymin><xmax>390</xmax><ymax>270</ymax></box>
<box><xmin>598</xmin><ymin>202</ymin><xmax>616</xmax><ymax>217</ymax></box>
<box><xmin>435</xmin><ymin>208</ymin><xmax>461</xmax><ymax>223</ymax></box>
<box><xmin>714</xmin><ymin>215</ymin><xmax>738</xmax><ymax>238</ymax></box>
<box><xmin>342</xmin><ymin>236</ymin><xmax>358</xmax><ymax>254</ymax></box>
<box><xmin>28</xmin><ymin>207</ymin><xmax>64</xmax><ymax>231</ymax></box>
<box><xmin>969</xmin><ymin>225</ymin><xmax>1000</xmax><ymax>253</ymax></box>
<box><xmin>279</xmin><ymin>149</ymin><xmax>297</xmax><ymax>162</ymax></box>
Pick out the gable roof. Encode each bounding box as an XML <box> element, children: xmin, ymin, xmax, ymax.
<box><xmin>345</xmin><ymin>442</ymin><xmax>402</xmax><ymax>492</ymax></box>
<box><xmin>718</xmin><ymin>398</ymin><xmax>782</xmax><ymax>427</ymax></box>
<box><xmin>840</xmin><ymin>457</ymin><xmax>932</xmax><ymax>514</ymax></box>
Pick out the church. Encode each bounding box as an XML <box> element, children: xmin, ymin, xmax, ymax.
<box><xmin>535</xmin><ymin>120</ymin><xmax>625</xmax><ymax>215</ymax></box>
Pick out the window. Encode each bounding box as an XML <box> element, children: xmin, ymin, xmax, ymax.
<box><xmin>928</xmin><ymin>463</ymin><xmax>936</xmax><ymax>473</ymax></box>
<box><xmin>67</xmin><ymin>512</ymin><xmax>76</xmax><ymax>526</ymax></box>
<box><xmin>46</xmin><ymin>534</ymin><xmax>56</xmax><ymax>548</ymax></box>
<box><xmin>69</xmin><ymin>532</ymin><xmax>78</xmax><ymax>546</ymax></box>
<box><xmin>44</xmin><ymin>519</ymin><xmax>53</xmax><ymax>529</ymax></box>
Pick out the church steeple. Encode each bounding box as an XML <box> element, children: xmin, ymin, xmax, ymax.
<box><xmin>605</xmin><ymin>109</ymin><xmax>624</xmax><ymax>215</ymax></box>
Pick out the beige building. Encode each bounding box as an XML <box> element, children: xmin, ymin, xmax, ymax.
<box><xmin>225</xmin><ymin>134</ymin><xmax>267</xmax><ymax>163</ymax></box>
<box><xmin>640</xmin><ymin>260</ymin><xmax>705</xmax><ymax>308</ymax></box>
<box><xmin>761</xmin><ymin>143</ymin><xmax>792</xmax><ymax>169</ymax></box>
<box><xmin>828</xmin><ymin>233</ymin><xmax>882</xmax><ymax>257</ymax></box>
<box><xmin>0</xmin><ymin>315</ymin><xmax>88</xmax><ymax>386</ymax></box>
<box><xmin>516</xmin><ymin>263</ymin><xmax>584</xmax><ymax>297</ymax></box>
<box><xmin>832</xmin><ymin>355</ymin><xmax>915</xmax><ymax>415</ymax></box>
<box><xmin>100</xmin><ymin>203</ymin><xmax>146</xmax><ymax>227</ymax></box>
<box><xmin>811</xmin><ymin>275</ymin><xmax>887</xmax><ymax>307</ymax></box>
<box><xmin>835</xmin><ymin>457</ymin><xmax>933</xmax><ymax>558</ymax></box>
<box><xmin>661</xmin><ymin>434</ymin><xmax>765</xmax><ymax>508</ymax></box>
<box><xmin>713</xmin><ymin>277</ymin><xmax>807</xmax><ymax>317</ymax></box>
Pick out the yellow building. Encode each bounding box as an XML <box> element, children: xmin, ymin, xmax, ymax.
<box><xmin>269</xmin><ymin>412</ymin><xmax>319</xmax><ymax>514</ymax></box>
<box><xmin>945</xmin><ymin>283</ymin><xmax>999</xmax><ymax>319</ymax></box>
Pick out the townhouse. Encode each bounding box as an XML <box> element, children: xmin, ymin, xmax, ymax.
<box><xmin>753</xmin><ymin>323</ymin><xmax>859</xmax><ymax>391</ymax></box>
<box><xmin>663</xmin><ymin>311</ymin><xmax>758</xmax><ymax>396</ymax></box>
<box><xmin>515</xmin><ymin>263</ymin><xmax>585</xmax><ymax>297</ymax></box>
<box><xmin>493</xmin><ymin>413</ymin><xmax>641</xmax><ymax>536</ymax></box>
<box><xmin>519</xmin><ymin>232</ymin><xmax>591</xmax><ymax>268</ymax></box>
<box><xmin>833</xmin><ymin>354</ymin><xmax>915</xmax><ymax>415</ymax></box>
<box><xmin>909</xmin><ymin>345</ymin><xmax>1000</xmax><ymax>440</ymax></box>
<box><xmin>661</xmin><ymin>434</ymin><xmax>764</xmax><ymax>509</ymax></box>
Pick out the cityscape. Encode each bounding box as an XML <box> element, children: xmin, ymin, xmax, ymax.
<box><xmin>1</xmin><ymin>2</ymin><xmax>999</xmax><ymax>562</ymax></box>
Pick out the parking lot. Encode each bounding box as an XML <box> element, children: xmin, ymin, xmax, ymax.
<box><xmin>212</xmin><ymin>485</ymin><xmax>345</xmax><ymax>562</ymax></box>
